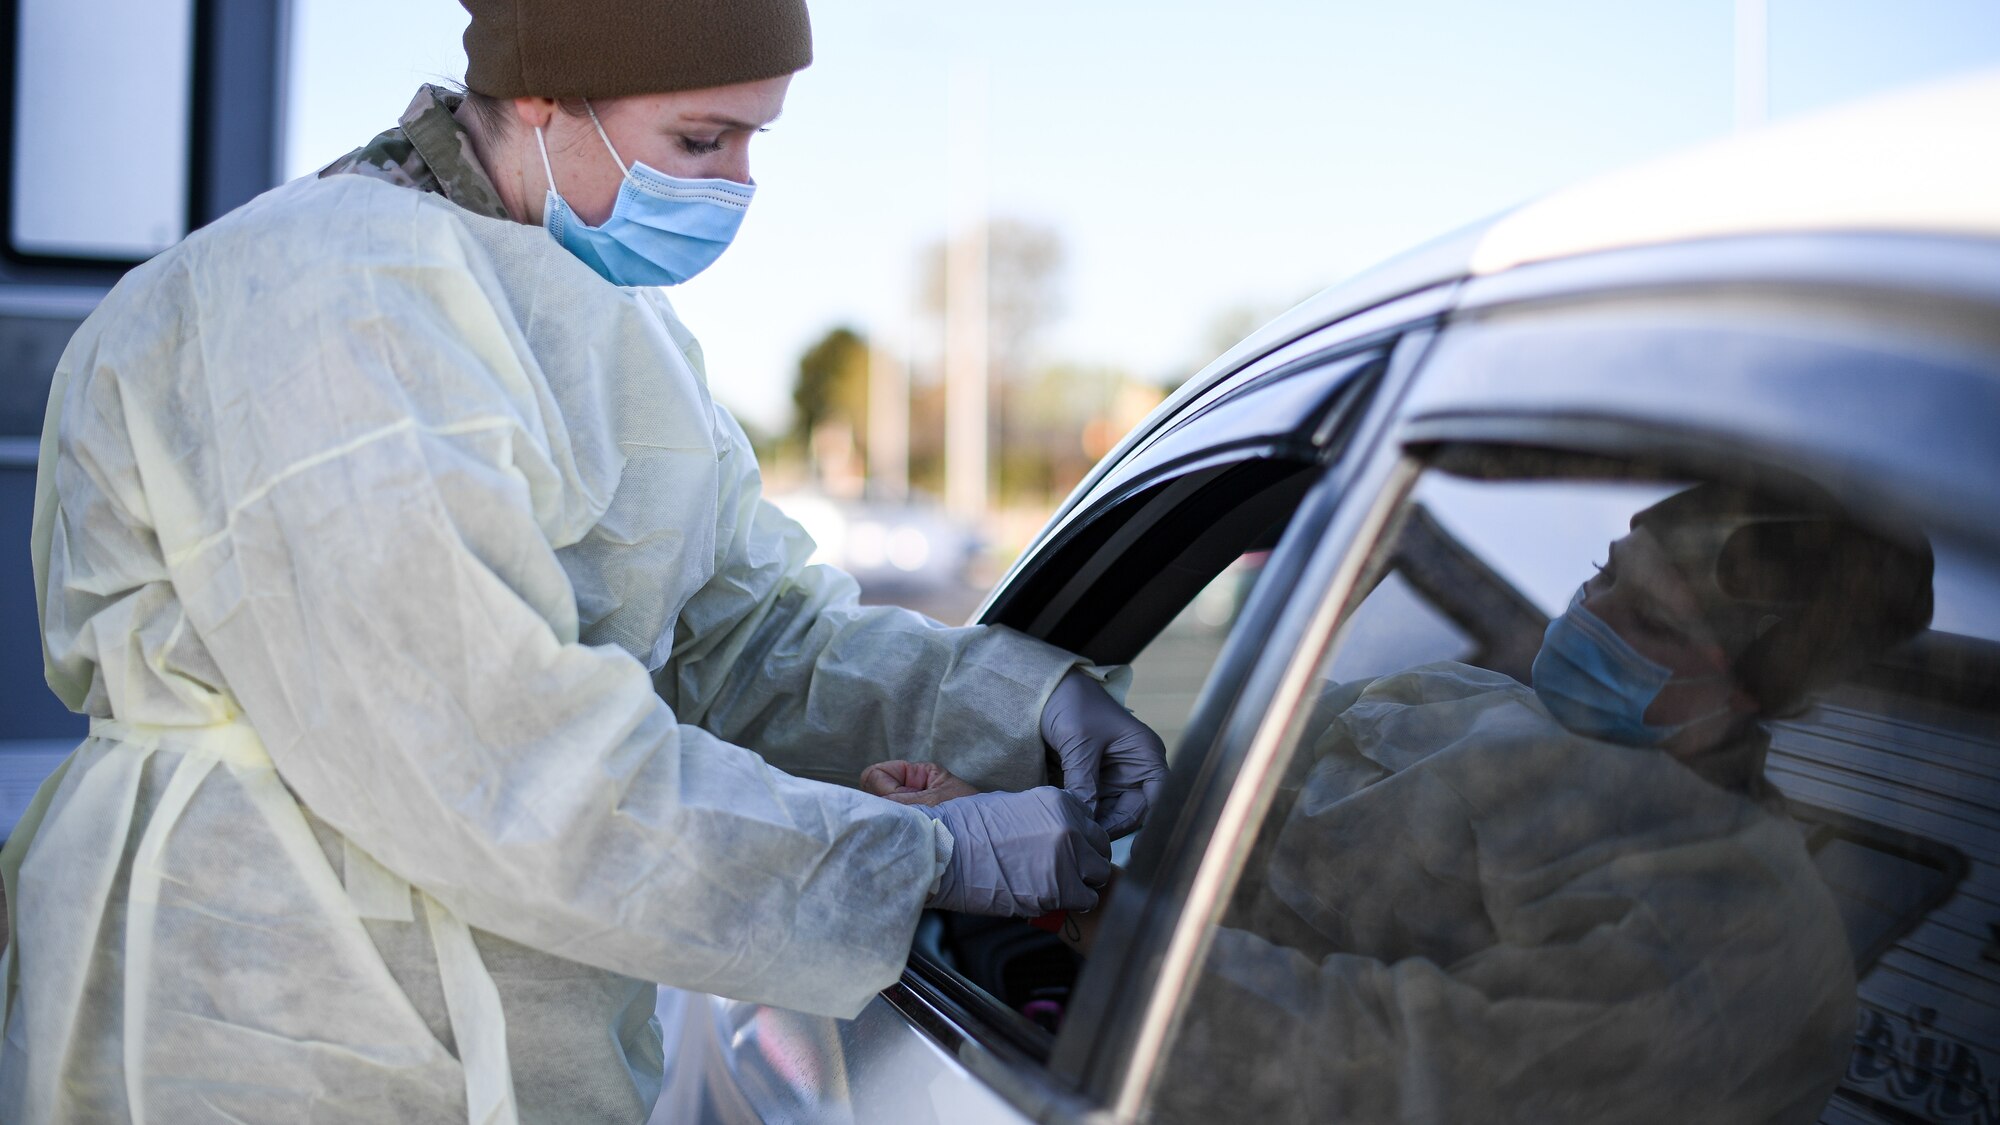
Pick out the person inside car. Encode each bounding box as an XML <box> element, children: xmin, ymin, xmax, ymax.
<box><xmin>869</xmin><ymin>481</ymin><xmax>1934</xmax><ymax>1125</ymax></box>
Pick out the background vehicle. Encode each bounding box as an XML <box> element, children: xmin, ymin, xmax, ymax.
<box><xmin>768</xmin><ymin>492</ymin><xmax>988</xmax><ymax>623</ymax></box>
<box><xmin>663</xmin><ymin>73</ymin><xmax>2000</xmax><ymax>1124</ymax></box>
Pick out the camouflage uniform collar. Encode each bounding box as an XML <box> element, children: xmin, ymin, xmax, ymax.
<box><xmin>398</xmin><ymin>85</ymin><xmax>510</xmax><ymax>221</ymax></box>
<box><xmin>319</xmin><ymin>85</ymin><xmax>511</xmax><ymax>222</ymax></box>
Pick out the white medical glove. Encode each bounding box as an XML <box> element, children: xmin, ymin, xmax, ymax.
<box><xmin>918</xmin><ymin>787</ymin><xmax>1112</xmax><ymax>916</ymax></box>
<box><xmin>1040</xmin><ymin>670</ymin><xmax>1170</xmax><ymax>839</ymax></box>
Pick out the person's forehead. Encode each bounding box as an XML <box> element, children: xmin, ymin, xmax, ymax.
<box><xmin>627</xmin><ymin>79</ymin><xmax>790</xmax><ymax>129</ymax></box>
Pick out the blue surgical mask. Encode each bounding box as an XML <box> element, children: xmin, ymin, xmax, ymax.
<box><xmin>1531</xmin><ymin>589</ymin><xmax>1731</xmax><ymax>747</ymax></box>
<box><xmin>536</xmin><ymin>103</ymin><xmax>754</xmax><ymax>287</ymax></box>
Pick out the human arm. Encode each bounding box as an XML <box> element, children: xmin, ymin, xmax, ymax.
<box><xmin>158</xmin><ymin>199</ymin><xmax>952</xmax><ymax>1018</ymax></box>
<box><xmin>657</xmin><ymin>403</ymin><xmax>1082</xmax><ymax>795</ymax></box>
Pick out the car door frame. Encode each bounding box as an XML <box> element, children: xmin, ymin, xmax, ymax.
<box><xmin>1099</xmin><ymin>230</ymin><xmax>2000</xmax><ymax>1122</ymax></box>
<box><xmin>905</xmin><ymin>287</ymin><xmax>1459</xmax><ymax>1118</ymax></box>
<box><xmin>1034</xmin><ymin>320</ymin><xmax>1447</xmax><ymax>1103</ymax></box>
<box><xmin>820</xmin><ymin>283</ymin><xmax>1456</xmax><ymax>1124</ymax></box>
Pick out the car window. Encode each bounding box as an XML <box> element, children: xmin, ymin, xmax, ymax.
<box><xmin>1149</xmin><ymin>448</ymin><xmax>1999</xmax><ymax>1125</ymax></box>
<box><xmin>910</xmin><ymin>343</ymin><xmax>1404</xmax><ymax>1072</ymax></box>
<box><xmin>920</xmin><ymin>464</ymin><xmax>1318</xmax><ymax>1036</ymax></box>
<box><xmin>1126</xmin><ymin>550</ymin><xmax>1271</xmax><ymax>770</ymax></box>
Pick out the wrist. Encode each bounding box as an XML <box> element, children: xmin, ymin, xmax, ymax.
<box><xmin>923</xmin><ymin>812</ymin><xmax>955</xmax><ymax>902</ymax></box>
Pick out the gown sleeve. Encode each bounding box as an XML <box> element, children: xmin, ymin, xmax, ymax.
<box><xmin>658</xmin><ymin>405</ymin><xmax>1084</xmax><ymax>794</ymax></box>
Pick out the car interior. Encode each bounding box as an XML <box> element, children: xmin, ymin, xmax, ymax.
<box><xmin>1377</xmin><ymin>452</ymin><xmax>1997</xmax><ymax>1124</ymax></box>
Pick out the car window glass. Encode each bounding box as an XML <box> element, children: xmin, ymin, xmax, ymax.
<box><xmin>1150</xmin><ymin>451</ymin><xmax>1999</xmax><ymax>1125</ymax></box>
<box><xmin>1324</xmin><ymin>569</ymin><xmax>1472</xmax><ymax>682</ymax></box>
<box><xmin>1126</xmin><ymin>551</ymin><xmax>1270</xmax><ymax>773</ymax></box>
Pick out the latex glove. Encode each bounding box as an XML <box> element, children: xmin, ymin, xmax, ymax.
<box><xmin>917</xmin><ymin>787</ymin><xmax>1111</xmax><ymax>916</ymax></box>
<box><xmin>1040</xmin><ymin>670</ymin><xmax>1169</xmax><ymax>839</ymax></box>
<box><xmin>859</xmin><ymin>760</ymin><xmax>980</xmax><ymax>806</ymax></box>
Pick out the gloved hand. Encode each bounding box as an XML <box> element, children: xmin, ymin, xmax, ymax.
<box><xmin>918</xmin><ymin>787</ymin><xmax>1111</xmax><ymax>916</ymax></box>
<box><xmin>1041</xmin><ymin>670</ymin><xmax>1169</xmax><ymax>839</ymax></box>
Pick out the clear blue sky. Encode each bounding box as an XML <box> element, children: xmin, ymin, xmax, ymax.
<box><xmin>286</xmin><ymin>0</ymin><xmax>2000</xmax><ymax>433</ymax></box>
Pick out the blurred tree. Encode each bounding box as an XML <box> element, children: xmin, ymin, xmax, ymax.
<box><xmin>735</xmin><ymin>411</ymin><xmax>782</xmax><ymax>466</ymax></box>
<box><xmin>790</xmin><ymin>326</ymin><xmax>872</xmax><ymax>493</ymax></box>
<box><xmin>916</xmin><ymin>218</ymin><xmax>1069</xmax><ymax>511</ymax></box>
<box><xmin>790</xmin><ymin>326</ymin><xmax>870</xmax><ymax>449</ymax></box>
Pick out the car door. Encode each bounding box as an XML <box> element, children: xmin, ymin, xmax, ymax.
<box><xmin>1124</xmin><ymin>233</ymin><xmax>2000</xmax><ymax>1124</ymax></box>
<box><xmin>669</xmin><ymin>282</ymin><xmax>1457</xmax><ymax>1124</ymax></box>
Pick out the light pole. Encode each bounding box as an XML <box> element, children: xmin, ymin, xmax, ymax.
<box><xmin>944</xmin><ymin>61</ymin><xmax>990</xmax><ymax>522</ymax></box>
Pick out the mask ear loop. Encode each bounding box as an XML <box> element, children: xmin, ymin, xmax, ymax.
<box><xmin>583</xmin><ymin>100</ymin><xmax>630</xmax><ymax>174</ymax></box>
<box><xmin>533</xmin><ymin>125</ymin><xmax>559</xmax><ymax>196</ymax></box>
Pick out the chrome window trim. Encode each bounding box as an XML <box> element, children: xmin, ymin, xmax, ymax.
<box><xmin>883</xmin><ymin>974</ymin><xmax>1113</xmax><ymax>1125</ymax></box>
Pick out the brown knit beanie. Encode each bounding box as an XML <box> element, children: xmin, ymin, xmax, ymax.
<box><xmin>461</xmin><ymin>0</ymin><xmax>812</xmax><ymax>99</ymax></box>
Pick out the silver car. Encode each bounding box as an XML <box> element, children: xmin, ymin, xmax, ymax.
<box><xmin>661</xmin><ymin>74</ymin><xmax>2000</xmax><ymax>1125</ymax></box>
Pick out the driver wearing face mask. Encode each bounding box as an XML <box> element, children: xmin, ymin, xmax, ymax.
<box><xmin>1147</xmin><ymin>482</ymin><xmax>1935</xmax><ymax>1125</ymax></box>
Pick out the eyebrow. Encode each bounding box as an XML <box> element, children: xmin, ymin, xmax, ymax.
<box><xmin>678</xmin><ymin>111</ymin><xmax>781</xmax><ymax>131</ymax></box>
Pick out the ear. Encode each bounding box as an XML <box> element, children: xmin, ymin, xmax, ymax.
<box><xmin>511</xmin><ymin>97</ymin><xmax>558</xmax><ymax>130</ymax></box>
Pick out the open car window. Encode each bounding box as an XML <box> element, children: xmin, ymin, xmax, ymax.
<box><xmin>1147</xmin><ymin>447</ymin><xmax>1997</xmax><ymax>1125</ymax></box>
<box><xmin>911</xmin><ymin>460</ymin><xmax>1321</xmax><ymax>1049</ymax></box>
<box><xmin>904</xmin><ymin>344</ymin><xmax>1396</xmax><ymax>1072</ymax></box>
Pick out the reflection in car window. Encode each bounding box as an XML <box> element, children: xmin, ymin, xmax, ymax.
<box><xmin>1324</xmin><ymin>569</ymin><xmax>1471</xmax><ymax>683</ymax></box>
<box><xmin>1152</xmin><ymin>454</ymin><xmax>1997</xmax><ymax>1125</ymax></box>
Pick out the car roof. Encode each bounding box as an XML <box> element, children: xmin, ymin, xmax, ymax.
<box><xmin>1036</xmin><ymin>69</ymin><xmax>2000</xmax><ymax>559</ymax></box>
<box><xmin>1266</xmin><ymin>68</ymin><xmax>2000</xmax><ymax>353</ymax></box>
<box><xmin>1470</xmin><ymin>68</ymin><xmax>2000</xmax><ymax>274</ymax></box>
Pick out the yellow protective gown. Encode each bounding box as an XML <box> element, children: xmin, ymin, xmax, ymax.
<box><xmin>1159</xmin><ymin>663</ymin><xmax>1856</xmax><ymax>1125</ymax></box>
<box><xmin>0</xmin><ymin>173</ymin><xmax>1080</xmax><ymax>1124</ymax></box>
